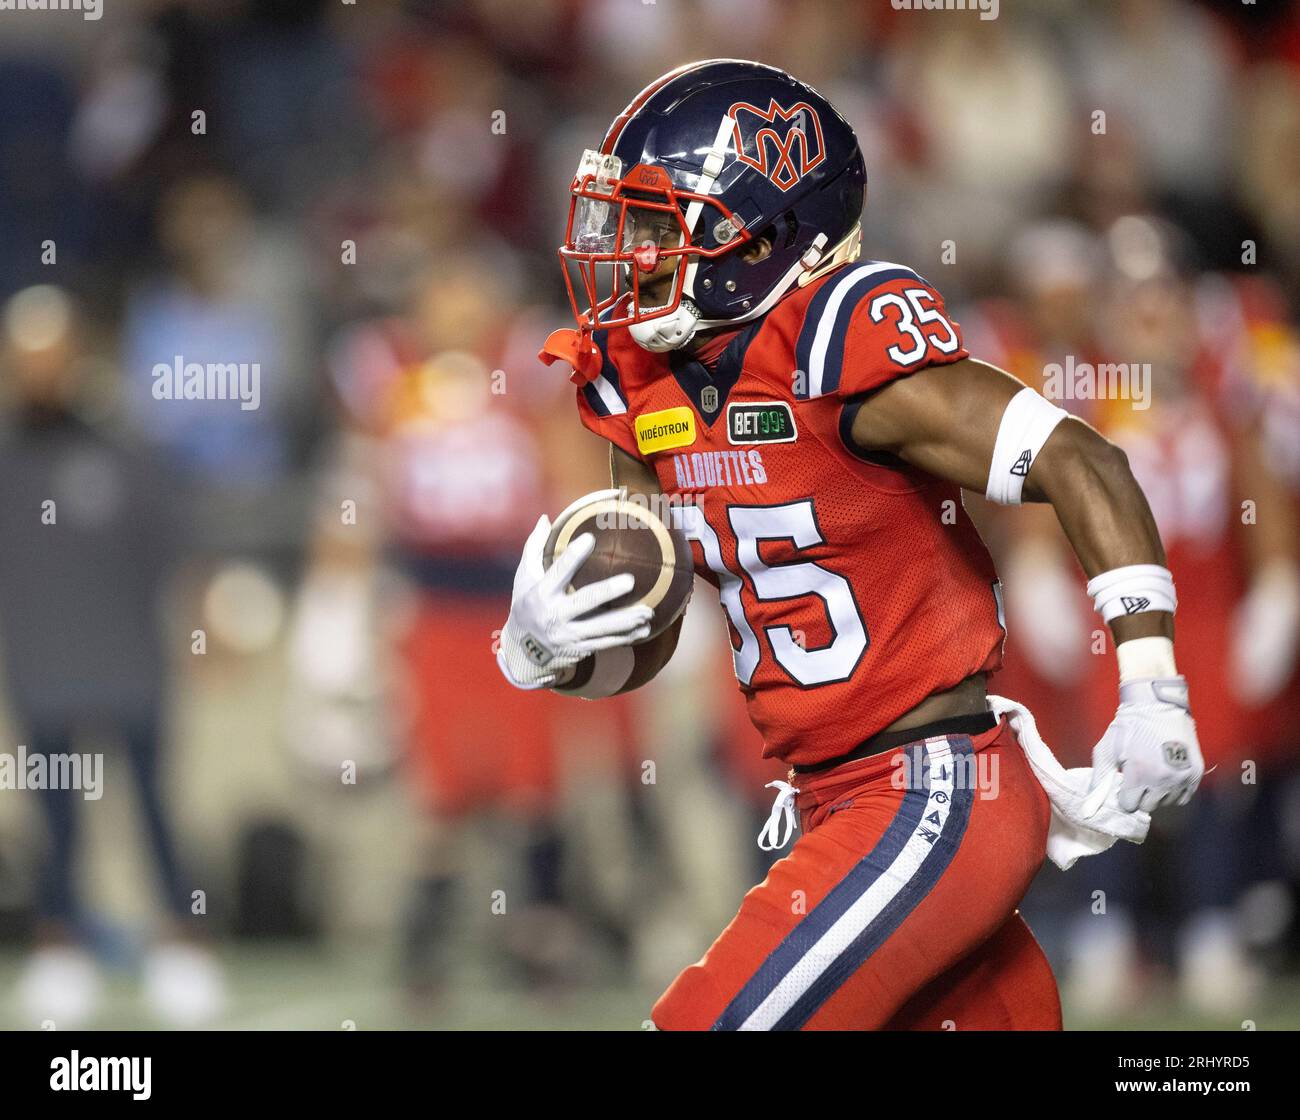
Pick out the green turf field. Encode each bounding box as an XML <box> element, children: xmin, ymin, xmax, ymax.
<box><xmin>2</xmin><ymin>945</ymin><xmax>1297</xmax><ymax>1031</ymax></box>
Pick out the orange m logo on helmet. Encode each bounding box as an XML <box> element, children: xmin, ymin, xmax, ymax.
<box><xmin>726</xmin><ymin>99</ymin><xmax>826</xmax><ymax>192</ymax></box>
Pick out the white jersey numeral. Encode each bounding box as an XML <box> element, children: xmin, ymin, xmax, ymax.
<box><xmin>674</xmin><ymin>500</ymin><xmax>869</xmax><ymax>688</ymax></box>
<box><xmin>868</xmin><ymin>287</ymin><xmax>960</xmax><ymax>366</ymax></box>
<box><xmin>673</xmin><ymin>503</ymin><xmax>761</xmax><ymax>685</ymax></box>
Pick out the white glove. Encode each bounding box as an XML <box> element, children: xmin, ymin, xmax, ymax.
<box><xmin>497</xmin><ymin>513</ymin><xmax>652</xmax><ymax>690</ymax></box>
<box><xmin>1086</xmin><ymin>677</ymin><xmax>1204</xmax><ymax>814</ymax></box>
<box><xmin>1229</xmin><ymin>561</ymin><xmax>1300</xmax><ymax>708</ymax></box>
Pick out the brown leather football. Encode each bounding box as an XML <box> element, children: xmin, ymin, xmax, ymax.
<box><xmin>542</xmin><ymin>490</ymin><xmax>694</xmax><ymax>641</ymax></box>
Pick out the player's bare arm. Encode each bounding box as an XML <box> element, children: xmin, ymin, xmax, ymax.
<box><xmin>610</xmin><ymin>442</ymin><xmax>660</xmax><ymax>500</ymax></box>
<box><xmin>852</xmin><ymin>355</ymin><xmax>1201</xmax><ymax>811</ymax></box>
<box><xmin>849</xmin><ymin>357</ymin><xmax>1171</xmax><ymax>642</ymax></box>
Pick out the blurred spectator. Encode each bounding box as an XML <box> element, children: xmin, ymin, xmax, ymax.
<box><xmin>121</xmin><ymin>174</ymin><xmax>311</xmax><ymax>491</ymax></box>
<box><xmin>1073</xmin><ymin>0</ymin><xmax>1236</xmax><ymax>199</ymax></box>
<box><xmin>0</xmin><ymin>284</ymin><xmax>224</xmax><ymax>1027</ymax></box>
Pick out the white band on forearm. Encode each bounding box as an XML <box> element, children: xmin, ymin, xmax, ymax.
<box><xmin>1086</xmin><ymin>564</ymin><xmax>1178</xmax><ymax>623</ymax></box>
<box><xmin>563</xmin><ymin>645</ymin><xmax>635</xmax><ymax>699</ymax></box>
<box><xmin>1116</xmin><ymin>635</ymin><xmax>1178</xmax><ymax>683</ymax></box>
<box><xmin>985</xmin><ymin>387</ymin><xmax>1069</xmax><ymax>505</ymax></box>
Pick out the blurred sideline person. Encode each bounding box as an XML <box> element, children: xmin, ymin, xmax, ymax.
<box><xmin>312</xmin><ymin>263</ymin><xmax>589</xmax><ymax>996</ymax></box>
<box><xmin>0</xmin><ymin>286</ymin><xmax>225</xmax><ymax>1027</ymax></box>
<box><xmin>120</xmin><ymin>174</ymin><xmax>311</xmax><ymax>491</ymax></box>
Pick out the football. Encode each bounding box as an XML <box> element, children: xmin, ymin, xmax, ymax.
<box><xmin>542</xmin><ymin>489</ymin><xmax>694</xmax><ymax>641</ymax></box>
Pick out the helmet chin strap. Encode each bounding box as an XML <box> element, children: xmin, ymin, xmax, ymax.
<box><xmin>627</xmin><ymin>248</ymin><xmax>808</xmax><ymax>353</ymax></box>
<box><xmin>626</xmin><ymin>249</ymin><xmax>801</xmax><ymax>353</ymax></box>
<box><xmin>627</xmin><ymin>297</ymin><xmax>701</xmax><ymax>351</ymax></box>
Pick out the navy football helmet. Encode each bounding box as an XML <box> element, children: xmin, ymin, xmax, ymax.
<box><xmin>558</xmin><ymin>59</ymin><xmax>867</xmax><ymax>352</ymax></box>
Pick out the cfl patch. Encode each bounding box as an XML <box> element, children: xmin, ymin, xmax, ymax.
<box><xmin>635</xmin><ymin>407</ymin><xmax>696</xmax><ymax>455</ymax></box>
<box><xmin>521</xmin><ymin>632</ymin><xmax>553</xmax><ymax>667</ymax></box>
<box><xmin>727</xmin><ymin>401</ymin><xmax>797</xmax><ymax>445</ymax></box>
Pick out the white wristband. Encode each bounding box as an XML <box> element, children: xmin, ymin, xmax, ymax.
<box><xmin>1086</xmin><ymin>564</ymin><xmax>1177</xmax><ymax>623</ymax></box>
<box><xmin>985</xmin><ymin>387</ymin><xmax>1068</xmax><ymax>505</ymax></box>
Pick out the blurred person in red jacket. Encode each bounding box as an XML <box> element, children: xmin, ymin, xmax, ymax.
<box><xmin>309</xmin><ymin>256</ymin><xmax>611</xmax><ymax>997</ymax></box>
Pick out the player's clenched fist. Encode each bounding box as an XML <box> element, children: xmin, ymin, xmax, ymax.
<box><xmin>496</xmin><ymin>509</ymin><xmax>652</xmax><ymax>690</ymax></box>
<box><xmin>1088</xmin><ymin>676</ymin><xmax>1204</xmax><ymax>814</ymax></box>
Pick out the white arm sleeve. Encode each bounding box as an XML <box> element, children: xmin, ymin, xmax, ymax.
<box><xmin>985</xmin><ymin>387</ymin><xmax>1069</xmax><ymax>505</ymax></box>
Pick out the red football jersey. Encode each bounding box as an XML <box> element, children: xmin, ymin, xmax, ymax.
<box><xmin>575</xmin><ymin>261</ymin><xmax>1005</xmax><ymax>767</ymax></box>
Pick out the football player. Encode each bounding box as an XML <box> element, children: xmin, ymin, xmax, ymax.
<box><xmin>497</xmin><ymin>60</ymin><xmax>1203</xmax><ymax>1030</ymax></box>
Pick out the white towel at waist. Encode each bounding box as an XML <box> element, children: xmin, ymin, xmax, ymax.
<box><xmin>987</xmin><ymin>694</ymin><xmax>1149</xmax><ymax>871</ymax></box>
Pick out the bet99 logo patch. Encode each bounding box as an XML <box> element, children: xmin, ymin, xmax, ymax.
<box><xmin>727</xmin><ymin>401</ymin><xmax>797</xmax><ymax>445</ymax></box>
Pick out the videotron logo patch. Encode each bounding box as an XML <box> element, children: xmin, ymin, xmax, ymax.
<box><xmin>635</xmin><ymin>407</ymin><xmax>697</xmax><ymax>455</ymax></box>
<box><xmin>727</xmin><ymin>401</ymin><xmax>797</xmax><ymax>445</ymax></box>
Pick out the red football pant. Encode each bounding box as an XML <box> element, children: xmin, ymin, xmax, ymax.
<box><xmin>652</xmin><ymin>717</ymin><xmax>1061</xmax><ymax>1030</ymax></box>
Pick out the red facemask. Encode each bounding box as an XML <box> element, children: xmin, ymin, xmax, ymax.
<box><xmin>557</xmin><ymin>149</ymin><xmax>750</xmax><ymax>334</ymax></box>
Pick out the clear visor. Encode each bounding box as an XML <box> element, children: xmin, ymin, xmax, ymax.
<box><xmin>559</xmin><ymin>149</ymin><xmax>746</xmax><ymax>331</ymax></box>
<box><xmin>574</xmin><ymin>202</ymin><xmax>684</xmax><ymax>260</ymax></box>
<box><xmin>571</xmin><ymin>153</ymin><xmax>688</xmax><ymax>257</ymax></box>
<box><xmin>572</xmin><ymin>150</ymin><xmax>623</xmax><ymax>254</ymax></box>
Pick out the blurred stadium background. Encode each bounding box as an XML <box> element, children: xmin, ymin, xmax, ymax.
<box><xmin>0</xmin><ymin>0</ymin><xmax>1298</xmax><ymax>1030</ymax></box>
